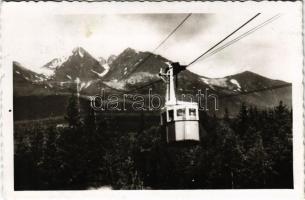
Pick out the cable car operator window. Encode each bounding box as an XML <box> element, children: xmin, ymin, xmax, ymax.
<box><xmin>189</xmin><ymin>108</ymin><xmax>196</xmax><ymax>119</ymax></box>
<box><xmin>168</xmin><ymin>110</ymin><xmax>174</xmax><ymax>122</ymax></box>
<box><xmin>177</xmin><ymin>108</ymin><xmax>186</xmax><ymax>119</ymax></box>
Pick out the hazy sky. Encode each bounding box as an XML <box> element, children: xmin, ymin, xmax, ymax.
<box><xmin>2</xmin><ymin>4</ymin><xmax>302</xmax><ymax>82</ymax></box>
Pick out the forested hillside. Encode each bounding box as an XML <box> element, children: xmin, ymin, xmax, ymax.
<box><xmin>14</xmin><ymin>93</ymin><xmax>293</xmax><ymax>190</ymax></box>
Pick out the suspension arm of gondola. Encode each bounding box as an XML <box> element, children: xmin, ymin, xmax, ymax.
<box><xmin>175</xmin><ymin>73</ymin><xmax>178</xmax><ymax>105</ymax></box>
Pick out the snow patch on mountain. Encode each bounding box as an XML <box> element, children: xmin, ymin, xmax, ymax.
<box><xmin>201</xmin><ymin>77</ymin><xmax>209</xmax><ymax>85</ymax></box>
<box><xmin>107</xmin><ymin>55</ymin><xmax>117</xmax><ymax>65</ymax></box>
<box><xmin>85</xmin><ymin>81</ymin><xmax>92</xmax><ymax>88</ymax></box>
<box><xmin>39</xmin><ymin>47</ymin><xmax>111</xmax><ymax>80</ymax></box>
<box><xmin>97</xmin><ymin>57</ymin><xmax>107</xmax><ymax>66</ymax></box>
<box><xmin>127</xmin><ymin>72</ymin><xmax>157</xmax><ymax>85</ymax></box>
<box><xmin>14</xmin><ymin>64</ymin><xmax>47</xmax><ymax>82</ymax></box>
<box><xmin>201</xmin><ymin>76</ymin><xmax>244</xmax><ymax>92</ymax></box>
<box><xmin>201</xmin><ymin>77</ymin><xmax>228</xmax><ymax>88</ymax></box>
<box><xmin>35</xmin><ymin>67</ymin><xmax>53</xmax><ymax>77</ymax></box>
<box><xmin>91</xmin><ymin>64</ymin><xmax>109</xmax><ymax>77</ymax></box>
<box><xmin>230</xmin><ymin>79</ymin><xmax>241</xmax><ymax>90</ymax></box>
<box><xmin>39</xmin><ymin>56</ymin><xmax>69</xmax><ymax>77</ymax></box>
<box><xmin>123</xmin><ymin>67</ymin><xmax>128</xmax><ymax>75</ymax></box>
<box><xmin>80</xmin><ymin>82</ymin><xmax>86</xmax><ymax>90</ymax></box>
<box><xmin>101</xmin><ymin>64</ymin><xmax>110</xmax><ymax>76</ymax></box>
<box><xmin>34</xmin><ymin>75</ymin><xmax>46</xmax><ymax>82</ymax></box>
<box><xmin>105</xmin><ymin>71</ymin><xmax>156</xmax><ymax>90</ymax></box>
<box><xmin>74</xmin><ymin>79</ymin><xmax>93</xmax><ymax>91</ymax></box>
<box><xmin>134</xmin><ymin>58</ymin><xmax>143</xmax><ymax>66</ymax></box>
<box><xmin>72</xmin><ymin>47</ymin><xmax>86</xmax><ymax>58</ymax></box>
<box><xmin>47</xmin><ymin>57</ymin><xmax>69</xmax><ymax>69</ymax></box>
<box><xmin>79</xmin><ymin>50</ymin><xmax>84</xmax><ymax>58</ymax></box>
<box><xmin>104</xmin><ymin>80</ymin><xmax>126</xmax><ymax>90</ymax></box>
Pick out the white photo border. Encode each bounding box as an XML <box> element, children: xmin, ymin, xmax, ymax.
<box><xmin>1</xmin><ymin>1</ymin><xmax>303</xmax><ymax>200</ymax></box>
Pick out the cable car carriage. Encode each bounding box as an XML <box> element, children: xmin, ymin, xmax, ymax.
<box><xmin>159</xmin><ymin>62</ymin><xmax>200</xmax><ymax>144</ymax></box>
<box><xmin>160</xmin><ymin>102</ymin><xmax>200</xmax><ymax>143</ymax></box>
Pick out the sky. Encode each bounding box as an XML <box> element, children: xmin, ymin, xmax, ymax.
<box><xmin>2</xmin><ymin>4</ymin><xmax>303</xmax><ymax>82</ymax></box>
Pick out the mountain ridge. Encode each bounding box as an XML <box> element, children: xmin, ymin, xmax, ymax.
<box><xmin>13</xmin><ymin>46</ymin><xmax>292</xmax><ymax>118</ymax></box>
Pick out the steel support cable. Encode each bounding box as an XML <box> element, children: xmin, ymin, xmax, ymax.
<box><xmin>153</xmin><ymin>13</ymin><xmax>193</xmax><ymax>52</ymax></box>
<box><xmin>197</xmin><ymin>14</ymin><xmax>281</xmax><ymax>62</ymax></box>
<box><xmin>124</xmin><ymin>13</ymin><xmax>261</xmax><ymax>93</ymax></box>
<box><xmin>45</xmin><ymin>14</ymin><xmax>272</xmax><ymax>96</ymax></box>
<box><xmin>187</xmin><ymin>13</ymin><xmax>261</xmax><ymax>67</ymax></box>
<box><xmin>113</xmin><ymin>14</ymin><xmax>282</xmax><ymax>95</ymax></box>
<box><xmin>120</xmin><ymin>13</ymin><xmax>192</xmax><ymax>80</ymax></box>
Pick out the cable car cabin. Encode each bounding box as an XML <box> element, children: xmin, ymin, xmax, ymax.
<box><xmin>159</xmin><ymin>62</ymin><xmax>200</xmax><ymax>144</ymax></box>
<box><xmin>161</xmin><ymin>101</ymin><xmax>200</xmax><ymax>143</ymax></box>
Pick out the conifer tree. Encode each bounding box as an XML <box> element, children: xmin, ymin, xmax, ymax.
<box><xmin>42</xmin><ymin>127</ymin><xmax>59</xmax><ymax>189</ymax></box>
<box><xmin>84</xmin><ymin>103</ymin><xmax>96</xmax><ymax>132</ymax></box>
<box><xmin>224</xmin><ymin>107</ymin><xmax>230</xmax><ymax>121</ymax></box>
<box><xmin>65</xmin><ymin>92</ymin><xmax>81</xmax><ymax>127</ymax></box>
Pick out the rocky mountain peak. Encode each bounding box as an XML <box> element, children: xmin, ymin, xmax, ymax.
<box><xmin>72</xmin><ymin>47</ymin><xmax>87</xmax><ymax>57</ymax></box>
<box><xmin>98</xmin><ymin>57</ymin><xmax>107</xmax><ymax>66</ymax></box>
<box><xmin>13</xmin><ymin>46</ymin><xmax>292</xmax><ymax>117</ymax></box>
<box><xmin>121</xmin><ymin>47</ymin><xmax>138</xmax><ymax>56</ymax></box>
<box><xmin>107</xmin><ymin>55</ymin><xmax>117</xmax><ymax>65</ymax></box>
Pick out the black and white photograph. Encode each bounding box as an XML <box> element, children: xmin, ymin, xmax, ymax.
<box><xmin>1</xmin><ymin>1</ymin><xmax>304</xmax><ymax>199</ymax></box>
